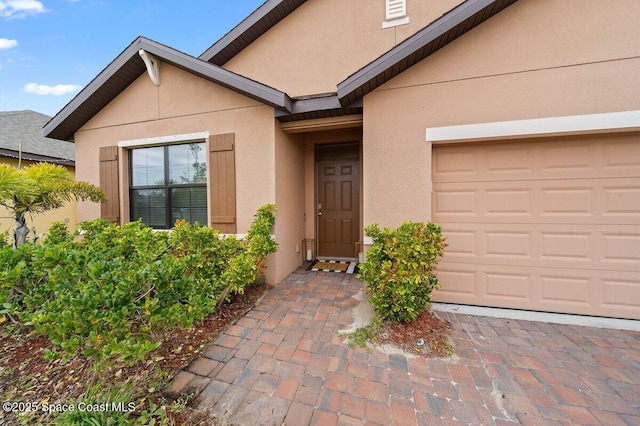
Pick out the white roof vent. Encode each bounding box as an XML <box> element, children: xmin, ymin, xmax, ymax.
<box><xmin>383</xmin><ymin>0</ymin><xmax>409</xmax><ymax>28</ymax></box>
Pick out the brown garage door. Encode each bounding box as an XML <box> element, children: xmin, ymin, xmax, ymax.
<box><xmin>432</xmin><ymin>134</ymin><xmax>640</xmax><ymax>319</ymax></box>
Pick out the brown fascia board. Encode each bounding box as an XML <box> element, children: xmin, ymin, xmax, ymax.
<box><xmin>199</xmin><ymin>0</ymin><xmax>308</xmax><ymax>65</ymax></box>
<box><xmin>337</xmin><ymin>0</ymin><xmax>519</xmax><ymax>107</ymax></box>
<box><xmin>140</xmin><ymin>38</ymin><xmax>292</xmax><ymax>110</ymax></box>
<box><xmin>275</xmin><ymin>95</ymin><xmax>363</xmax><ymax>121</ymax></box>
<box><xmin>45</xmin><ymin>37</ymin><xmax>292</xmax><ymax>141</ymax></box>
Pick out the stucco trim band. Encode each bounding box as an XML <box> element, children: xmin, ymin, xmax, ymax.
<box><xmin>425</xmin><ymin>110</ymin><xmax>640</xmax><ymax>143</ymax></box>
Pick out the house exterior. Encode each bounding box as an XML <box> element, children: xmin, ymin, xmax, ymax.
<box><xmin>0</xmin><ymin>110</ymin><xmax>77</xmax><ymax>239</ymax></box>
<box><xmin>44</xmin><ymin>0</ymin><xmax>640</xmax><ymax>320</ymax></box>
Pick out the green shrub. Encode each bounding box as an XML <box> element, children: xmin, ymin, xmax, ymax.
<box><xmin>45</xmin><ymin>221</ymin><xmax>73</xmax><ymax>245</ymax></box>
<box><xmin>1</xmin><ymin>205</ymin><xmax>278</xmax><ymax>363</ymax></box>
<box><xmin>357</xmin><ymin>221</ymin><xmax>446</xmax><ymax>322</ymax></box>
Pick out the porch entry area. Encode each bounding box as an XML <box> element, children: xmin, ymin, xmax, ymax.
<box><xmin>315</xmin><ymin>142</ymin><xmax>360</xmax><ymax>260</ymax></box>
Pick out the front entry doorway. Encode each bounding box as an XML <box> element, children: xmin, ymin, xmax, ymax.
<box><xmin>316</xmin><ymin>143</ymin><xmax>360</xmax><ymax>258</ymax></box>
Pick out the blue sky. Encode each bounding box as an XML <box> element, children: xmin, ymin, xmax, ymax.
<box><xmin>0</xmin><ymin>0</ymin><xmax>265</xmax><ymax>117</ymax></box>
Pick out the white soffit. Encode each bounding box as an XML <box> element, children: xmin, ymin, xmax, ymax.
<box><xmin>118</xmin><ymin>132</ymin><xmax>210</xmax><ymax>148</ymax></box>
<box><xmin>425</xmin><ymin>110</ymin><xmax>640</xmax><ymax>143</ymax></box>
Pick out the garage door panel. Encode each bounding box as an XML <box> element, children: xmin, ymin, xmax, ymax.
<box><xmin>435</xmin><ymin>265</ymin><xmax>640</xmax><ymax>317</ymax></box>
<box><xmin>601</xmin><ymin>233</ymin><xmax>640</xmax><ymax>264</ymax></box>
<box><xmin>440</xmin><ymin>223</ymin><xmax>639</xmax><ymax>272</ymax></box>
<box><xmin>484</xmin><ymin>144</ymin><xmax>534</xmax><ymax>174</ymax></box>
<box><xmin>434</xmin><ymin>135</ymin><xmax>640</xmax><ymax>183</ymax></box>
<box><xmin>485</xmin><ymin>231</ymin><xmax>531</xmax><ymax>259</ymax></box>
<box><xmin>602</xmin><ymin>277</ymin><xmax>640</xmax><ymax>309</ymax></box>
<box><xmin>435</xmin><ymin>264</ymin><xmax>538</xmax><ymax>310</ymax></box>
<box><xmin>433</xmin><ymin>189</ymin><xmax>479</xmax><ymax>216</ymax></box>
<box><xmin>485</xmin><ymin>189</ymin><xmax>533</xmax><ymax>216</ymax></box>
<box><xmin>603</xmin><ymin>185</ymin><xmax>640</xmax><ymax>218</ymax></box>
<box><xmin>443</xmin><ymin>230</ymin><xmax>478</xmax><ymax>258</ymax></box>
<box><xmin>485</xmin><ymin>273</ymin><xmax>532</xmax><ymax>300</ymax></box>
<box><xmin>539</xmin><ymin>275</ymin><xmax>593</xmax><ymax>305</ymax></box>
<box><xmin>540</xmin><ymin>143</ymin><xmax>595</xmax><ymax>173</ymax></box>
<box><xmin>435</xmin><ymin>180</ymin><xmax>640</xmax><ymax>225</ymax></box>
<box><xmin>432</xmin><ymin>148</ymin><xmax>479</xmax><ymax>182</ymax></box>
<box><xmin>435</xmin><ymin>269</ymin><xmax>477</xmax><ymax>297</ymax></box>
<box><xmin>433</xmin><ymin>135</ymin><xmax>640</xmax><ymax>319</ymax></box>
<box><xmin>540</xmin><ymin>187</ymin><xmax>593</xmax><ymax>217</ymax></box>
<box><xmin>539</xmin><ymin>232</ymin><xmax>593</xmax><ymax>262</ymax></box>
<box><xmin>603</xmin><ymin>138</ymin><xmax>640</xmax><ymax>171</ymax></box>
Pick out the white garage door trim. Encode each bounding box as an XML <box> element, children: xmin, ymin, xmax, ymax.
<box><xmin>425</xmin><ymin>110</ymin><xmax>640</xmax><ymax>143</ymax></box>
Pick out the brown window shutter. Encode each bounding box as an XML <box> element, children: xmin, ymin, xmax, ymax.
<box><xmin>209</xmin><ymin>134</ymin><xmax>236</xmax><ymax>233</ymax></box>
<box><xmin>99</xmin><ymin>146</ymin><xmax>120</xmax><ymax>223</ymax></box>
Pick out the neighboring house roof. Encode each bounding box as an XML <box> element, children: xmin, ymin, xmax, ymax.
<box><xmin>0</xmin><ymin>110</ymin><xmax>75</xmax><ymax>166</ymax></box>
<box><xmin>199</xmin><ymin>0</ymin><xmax>308</xmax><ymax>65</ymax></box>
<box><xmin>45</xmin><ymin>0</ymin><xmax>519</xmax><ymax>140</ymax></box>
<box><xmin>44</xmin><ymin>37</ymin><xmax>293</xmax><ymax>141</ymax></box>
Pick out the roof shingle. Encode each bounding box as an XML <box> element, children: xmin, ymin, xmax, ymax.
<box><xmin>0</xmin><ymin>110</ymin><xmax>74</xmax><ymax>165</ymax></box>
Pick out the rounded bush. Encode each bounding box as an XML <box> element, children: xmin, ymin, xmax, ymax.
<box><xmin>357</xmin><ymin>221</ymin><xmax>446</xmax><ymax>322</ymax></box>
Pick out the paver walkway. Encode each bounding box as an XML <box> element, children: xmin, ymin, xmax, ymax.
<box><xmin>168</xmin><ymin>267</ymin><xmax>640</xmax><ymax>425</ymax></box>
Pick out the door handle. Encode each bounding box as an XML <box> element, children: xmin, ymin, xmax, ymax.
<box><xmin>318</xmin><ymin>211</ymin><xmax>322</xmax><ymax>216</ymax></box>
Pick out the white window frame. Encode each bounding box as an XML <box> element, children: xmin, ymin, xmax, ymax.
<box><xmin>118</xmin><ymin>131</ymin><xmax>209</xmax><ymax>149</ymax></box>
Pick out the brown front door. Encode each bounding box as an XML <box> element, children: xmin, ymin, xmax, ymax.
<box><xmin>317</xmin><ymin>158</ymin><xmax>359</xmax><ymax>258</ymax></box>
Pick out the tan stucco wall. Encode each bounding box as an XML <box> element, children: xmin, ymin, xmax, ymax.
<box><xmin>223</xmin><ymin>0</ymin><xmax>459</xmax><ymax>97</ymax></box>
<box><xmin>363</xmin><ymin>0</ymin><xmax>640</xmax><ymax>229</ymax></box>
<box><xmin>0</xmin><ymin>158</ymin><xmax>77</xmax><ymax>242</ymax></box>
<box><xmin>274</xmin><ymin>126</ymin><xmax>305</xmax><ymax>282</ymax></box>
<box><xmin>75</xmin><ymin>62</ymin><xmax>283</xmax><ymax>283</ymax></box>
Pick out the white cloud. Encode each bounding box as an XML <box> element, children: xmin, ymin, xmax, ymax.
<box><xmin>0</xmin><ymin>38</ymin><xmax>18</xmax><ymax>49</ymax></box>
<box><xmin>24</xmin><ymin>83</ymin><xmax>82</xmax><ymax>95</ymax></box>
<box><xmin>0</xmin><ymin>0</ymin><xmax>46</xmax><ymax>18</ymax></box>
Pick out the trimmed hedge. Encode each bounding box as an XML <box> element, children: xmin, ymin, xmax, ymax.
<box><xmin>0</xmin><ymin>205</ymin><xmax>278</xmax><ymax>362</ymax></box>
<box><xmin>357</xmin><ymin>221</ymin><xmax>446</xmax><ymax>322</ymax></box>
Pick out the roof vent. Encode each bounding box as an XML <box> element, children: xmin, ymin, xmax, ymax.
<box><xmin>383</xmin><ymin>0</ymin><xmax>409</xmax><ymax>28</ymax></box>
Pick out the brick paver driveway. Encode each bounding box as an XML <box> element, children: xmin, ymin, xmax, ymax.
<box><xmin>169</xmin><ymin>268</ymin><xmax>640</xmax><ymax>425</ymax></box>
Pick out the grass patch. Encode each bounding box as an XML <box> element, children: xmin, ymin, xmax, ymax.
<box><xmin>342</xmin><ymin>316</ymin><xmax>383</xmax><ymax>348</ymax></box>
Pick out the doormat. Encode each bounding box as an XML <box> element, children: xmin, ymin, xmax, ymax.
<box><xmin>309</xmin><ymin>260</ymin><xmax>358</xmax><ymax>274</ymax></box>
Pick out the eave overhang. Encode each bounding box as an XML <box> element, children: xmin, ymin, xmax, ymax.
<box><xmin>44</xmin><ymin>37</ymin><xmax>292</xmax><ymax>141</ymax></box>
<box><xmin>199</xmin><ymin>0</ymin><xmax>308</xmax><ymax>65</ymax></box>
<box><xmin>337</xmin><ymin>0</ymin><xmax>519</xmax><ymax>107</ymax></box>
<box><xmin>276</xmin><ymin>94</ymin><xmax>363</xmax><ymax>122</ymax></box>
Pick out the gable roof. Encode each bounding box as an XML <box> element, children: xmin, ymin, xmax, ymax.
<box><xmin>0</xmin><ymin>110</ymin><xmax>74</xmax><ymax>166</ymax></box>
<box><xmin>44</xmin><ymin>37</ymin><xmax>292</xmax><ymax>141</ymax></box>
<box><xmin>198</xmin><ymin>0</ymin><xmax>518</xmax><ymax>109</ymax></box>
<box><xmin>199</xmin><ymin>0</ymin><xmax>307</xmax><ymax>65</ymax></box>
<box><xmin>46</xmin><ymin>0</ymin><xmax>520</xmax><ymax>138</ymax></box>
<box><xmin>337</xmin><ymin>0</ymin><xmax>518</xmax><ymax>107</ymax></box>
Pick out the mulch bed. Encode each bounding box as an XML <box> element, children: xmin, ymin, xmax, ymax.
<box><xmin>375</xmin><ymin>310</ymin><xmax>455</xmax><ymax>358</ymax></box>
<box><xmin>0</xmin><ymin>282</ymin><xmax>272</xmax><ymax>426</ymax></box>
<box><xmin>1</xmin><ymin>280</ymin><xmax>453</xmax><ymax>425</ymax></box>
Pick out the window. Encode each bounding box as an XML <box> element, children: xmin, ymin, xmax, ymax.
<box><xmin>129</xmin><ymin>142</ymin><xmax>207</xmax><ymax>228</ymax></box>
